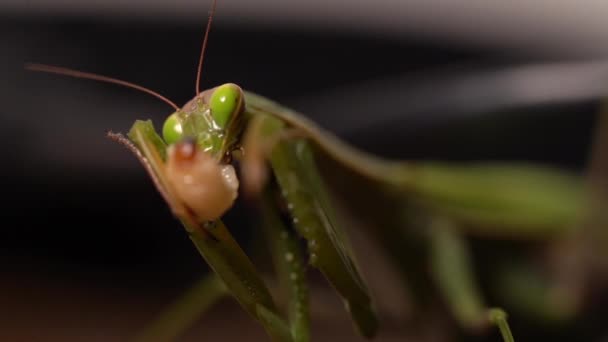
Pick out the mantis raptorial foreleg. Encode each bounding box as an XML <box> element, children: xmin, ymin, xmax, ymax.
<box><xmin>130</xmin><ymin>188</ymin><xmax>311</xmax><ymax>342</ymax></box>
<box><xmin>116</xmin><ymin>120</ymin><xmax>297</xmax><ymax>341</ymax></box>
<box><xmin>242</xmin><ymin>113</ymin><xmax>378</xmax><ymax>337</ymax></box>
<box><xmin>259</xmin><ymin>188</ymin><xmax>310</xmax><ymax>342</ymax></box>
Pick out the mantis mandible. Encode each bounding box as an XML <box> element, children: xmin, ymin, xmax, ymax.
<box><xmin>27</xmin><ymin>1</ymin><xmax>605</xmax><ymax>341</ymax></box>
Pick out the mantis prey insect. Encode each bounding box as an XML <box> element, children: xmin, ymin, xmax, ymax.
<box><xmin>28</xmin><ymin>1</ymin><xmax>606</xmax><ymax>341</ymax></box>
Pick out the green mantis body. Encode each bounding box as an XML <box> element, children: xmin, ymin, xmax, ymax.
<box><xmin>28</xmin><ymin>1</ymin><xmax>606</xmax><ymax>341</ymax></box>
<box><xmin>120</xmin><ymin>84</ymin><xmax>585</xmax><ymax>340</ymax></box>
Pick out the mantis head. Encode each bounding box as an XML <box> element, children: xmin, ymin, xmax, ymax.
<box><xmin>25</xmin><ymin>0</ymin><xmax>242</xmax><ymax>221</ymax></box>
<box><xmin>162</xmin><ymin>83</ymin><xmax>245</xmax><ymax>161</ymax></box>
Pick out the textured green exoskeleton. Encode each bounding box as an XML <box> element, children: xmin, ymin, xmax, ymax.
<box><xmin>104</xmin><ymin>79</ymin><xmax>601</xmax><ymax>341</ymax></box>
<box><xmin>244</xmin><ymin>113</ymin><xmax>377</xmax><ymax>337</ymax></box>
<box><xmin>124</xmin><ymin>120</ymin><xmax>282</xmax><ymax>334</ymax></box>
<box><xmin>135</xmin><ymin>81</ymin><xmax>378</xmax><ymax>338</ymax></box>
<box><xmin>29</xmin><ymin>59</ymin><xmax>598</xmax><ymax>339</ymax></box>
<box><xmin>32</xmin><ymin>4</ymin><xmax>604</xmax><ymax>339</ymax></box>
<box><xmin>161</xmin><ymin>83</ymin><xmax>245</xmax><ymax>159</ymax></box>
<box><xmin>110</xmin><ymin>76</ymin><xmax>378</xmax><ymax>340</ymax></box>
<box><xmin>131</xmin><ymin>75</ymin><xmax>378</xmax><ymax>335</ymax></box>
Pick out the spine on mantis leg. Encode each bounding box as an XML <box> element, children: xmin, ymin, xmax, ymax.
<box><xmin>260</xmin><ymin>188</ymin><xmax>310</xmax><ymax>342</ymax></box>
<box><xmin>251</xmin><ymin>114</ymin><xmax>378</xmax><ymax>337</ymax></box>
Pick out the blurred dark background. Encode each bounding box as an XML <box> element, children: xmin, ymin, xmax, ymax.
<box><xmin>2</xmin><ymin>0</ymin><xmax>607</xmax><ymax>340</ymax></box>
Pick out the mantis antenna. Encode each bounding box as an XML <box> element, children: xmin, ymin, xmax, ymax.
<box><xmin>195</xmin><ymin>0</ymin><xmax>218</xmax><ymax>96</ymax></box>
<box><xmin>25</xmin><ymin>63</ymin><xmax>180</xmax><ymax>111</ymax></box>
<box><xmin>26</xmin><ymin>0</ymin><xmax>219</xmax><ymax>109</ymax></box>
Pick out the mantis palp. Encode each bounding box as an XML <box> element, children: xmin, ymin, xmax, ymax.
<box><xmin>27</xmin><ymin>1</ymin><xmax>608</xmax><ymax>341</ymax></box>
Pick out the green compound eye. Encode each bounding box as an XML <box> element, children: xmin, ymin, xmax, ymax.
<box><xmin>210</xmin><ymin>83</ymin><xmax>242</xmax><ymax>129</ymax></box>
<box><xmin>162</xmin><ymin>112</ymin><xmax>183</xmax><ymax>145</ymax></box>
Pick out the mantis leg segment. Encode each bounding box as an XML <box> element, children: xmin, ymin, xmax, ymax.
<box><xmin>249</xmin><ymin>114</ymin><xmax>378</xmax><ymax>337</ymax></box>
<box><xmin>429</xmin><ymin>217</ymin><xmax>514</xmax><ymax>341</ymax></box>
<box><xmin>241</xmin><ymin>111</ymin><xmax>377</xmax><ymax>336</ymax></box>
<box><xmin>488</xmin><ymin>308</ymin><xmax>515</xmax><ymax>342</ymax></box>
<box><xmin>132</xmin><ymin>274</ymin><xmax>228</xmax><ymax>342</ymax></box>
<box><xmin>256</xmin><ymin>305</ymin><xmax>295</xmax><ymax>342</ymax></box>
<box><xmin>260</xmin><ymin>188</ymin><xmax>310</xmax><ymax>342</ymax></box>
<box><xmin>119</xmin><ymin>120</ymin><xmax>286</xmax><ymax>340</ymax></box>
<box><xmin>186</xmin><ymin>219</ymin><xmax>289</xmax><ymax>341</ymax></box>
<box><xmin>107</xmin><ymin>131</ymin><xmax>176</xmax><ymax>214</ymax></box>
<box><xmin>429</xmin><ymin>217</ymin><xmax>486</xmax><ymax>328</ymax></box>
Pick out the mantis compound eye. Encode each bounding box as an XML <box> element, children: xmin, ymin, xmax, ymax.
<box><xmin>162</xmin><ymin>112</ymin><xmax>183</xmax><ymax>145</ymax></box>
<box><xmin>210</xmin><ymin>83</ymin><xmax>242</xmax><ymax>129</ymax></box>
<box><xmin>166</xmin><ymin>139</ymin><xmax>239</xmax><ymax>221</ymax></box>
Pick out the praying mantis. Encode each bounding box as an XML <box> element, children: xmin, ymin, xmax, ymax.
<box><xmin>26</xmin><ymin>0</ymin><xmax>608</xmax><ymax>341</ymax></box>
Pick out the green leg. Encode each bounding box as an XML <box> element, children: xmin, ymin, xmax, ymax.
<box><xmin>428</xmin><ymin>217</ymin><xmax>514</xmax><ymax>341</ymax></box>
<box><xmin>132</xmin><ymin>275</ymin><xmax>227</xmax><ymax>342</ymax></box>
<box><xmin>122</xmin><ymin>121</ymin><xmax>288</xmax><ymax>341</ymax></box>
<box><xmin>242</xmin><ymin>113</ymin><xmax>377</xmax><ymax>338</ymax></box>
<box><xmin>488</xmin><ymin>308</ymin><xmax>515</xmax><ymax>342</ymax></box>
<box><xmin>260</xmin><ymin>189</ymin><xmax>310</xmax><ymax>342</ymax></box>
